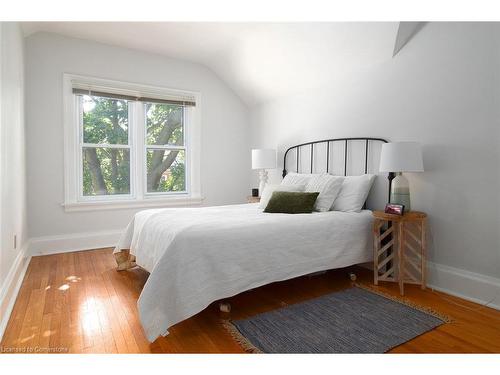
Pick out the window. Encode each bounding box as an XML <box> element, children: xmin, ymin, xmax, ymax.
<box><xmin>63</xmin><ymin>75</ymin><xmax>201</xmax><ymax>211</ymax></box>
<box><xmin>145</xmin><ymin>102</ymin><xmax>186</xmax><ymax>194</ymax></box>
<box><xmin>80</xmin><ymin>95</ymin><xmax>131</xmax><ymax>197</ymax></box>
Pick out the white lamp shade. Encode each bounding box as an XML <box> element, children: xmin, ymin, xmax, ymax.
<box><xmin>379</xmin><ymin>142</ymin><xmax>424</xmax><ymax>173</ymax></box>
<box><xmin>252</xmin><ymin>149</ymin><xmax>276</xmax><ymax>170</ymax></box>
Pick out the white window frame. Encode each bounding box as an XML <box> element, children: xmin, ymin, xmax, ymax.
<box><xmin>62</xmin><ymin>74</ymin><xmax>203</xmax><ymax>212</ymax></box>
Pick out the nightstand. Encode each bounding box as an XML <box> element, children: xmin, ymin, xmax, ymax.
<box><xmin>247</xmin><ymin>196</ymin><xmax>261</xmax><ymax>203</ymax></box>
<box><xmin>372</xmin><ymin>210</ymin><xmax>427</xmax><ymax>295</ymax></box>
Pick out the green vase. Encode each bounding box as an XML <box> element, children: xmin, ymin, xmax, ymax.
<box><xmin>390</xmin><ymin>173</ymin><xmax>411</xmax><ymax>211</ymax></box>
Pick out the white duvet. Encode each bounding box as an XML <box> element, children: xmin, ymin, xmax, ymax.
<box><xmin>114</xmin><ymin>203</ymin><xmax>373</xmax><ymax>342</ymax></box>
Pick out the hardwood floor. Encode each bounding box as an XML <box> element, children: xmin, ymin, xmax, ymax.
<box><xmin>1</xmin><ymin>248</ymin><xmax>500</xmax><ymax>353</ymax></box>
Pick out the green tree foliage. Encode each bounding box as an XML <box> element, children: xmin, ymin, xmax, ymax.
<box><xmin>82</xmin><ymin>96</ymin><xmax>185</xmax><ymax>196</ymax></box>
<box><xmin>145</xmin><ymin>103</ymin><xmax>185</xmax><ymax>193</ymax></box>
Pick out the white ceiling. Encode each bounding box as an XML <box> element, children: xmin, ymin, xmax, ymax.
<box><xmin>22</xmin><ymin>22</ymin><xmax>399</xmax><ymax>106</ymax></box>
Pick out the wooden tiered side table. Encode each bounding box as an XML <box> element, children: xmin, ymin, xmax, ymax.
<box><xmin>372</xmin><ymin>210</ymin><xmax>427</xmax><ymax>295</ymax></box>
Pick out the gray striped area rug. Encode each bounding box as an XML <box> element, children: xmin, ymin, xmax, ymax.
<box><xmin>224</xmin><ymin>287</ymin><xmax>448</xmax><ymax>353</ymax></box>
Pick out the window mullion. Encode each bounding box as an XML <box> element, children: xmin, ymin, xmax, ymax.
<box><xmin>77</xmin><ymin>96</ymin><xmax>84</xmax><ymax>200</ymax></box>
<box><xmin>184</xmin><ymin>105</ymin><xmax>190</xmax><ymax>196</ymax></box>
<box><xmin>135</xmin><ymin>101</ymin><xmax>145</xmax><ymax>200</ymax></box>
<box><xmin>128</xmin><ymin>102</ymin><xmax>135</xmax><ymax>200</ymax></box>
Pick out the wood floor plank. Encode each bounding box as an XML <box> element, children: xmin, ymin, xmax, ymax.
<box><xmin>37</xmin><ymin>313</ymin><xmax>52</xmax><ymax>351</ymax></box>
<box><xmin>18</xmin><ymin>288</ymin><xmax>45</xmax><ymax>350</ymax></box>
<box><xmin>1</xmin><ymin>281</ymin><xmax>32</xmax><ymax>347</ymax></box>
<box><xmin>2</xmin><ymin>248</ymin><xmax>500</xmax><ymax>353</ymax></box>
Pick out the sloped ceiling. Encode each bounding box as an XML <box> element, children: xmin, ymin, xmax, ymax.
<box><xmin>22</xmin><ymin>22</ymin><xmax>400</xmax><ymax>106</ymax></box>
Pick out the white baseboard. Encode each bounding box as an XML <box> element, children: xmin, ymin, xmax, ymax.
<box><xmin>0</xmin><ymin>243</ymin><xmax>31</xmax><ymax>341</ymax></box>
<box><xmin>360</xmin><ymin>260</ymin><xmax>500</xmax><ymax>310</ymax></box>
<box><xmin>427</xmin><ymin>262</ymin><xmax>500</xmax><ymax>310</ymax></box>
<box><xmin>28</xmin><ymin>229</ymin><xmax>123</xmax><ymax>256</ymax></box>
<box><xmin>260</xmin><ymin>257</ymin><xmax>496</xmax><ymax>311</ymax></box>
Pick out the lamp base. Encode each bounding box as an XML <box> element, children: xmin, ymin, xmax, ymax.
<box><xmin>258</xmin><ymin>169</ymin><xmax>268</xmax><ymax>197</ymax></box>
<box><xmin>390</xmin><ymin>173</ymin><xmax>411</xmax><ymax>211</ymax></box>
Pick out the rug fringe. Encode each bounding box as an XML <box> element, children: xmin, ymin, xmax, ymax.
<box><xmin>221</xmin><ymin>320</ymin><xmax>263</xmax><ymax>354</ymax></box>
<box><xmin>355</xmin><ymin>283</ymin><xmax>453</xmax><ymax>323</ymax></box>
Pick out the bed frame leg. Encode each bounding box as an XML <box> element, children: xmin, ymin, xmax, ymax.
<box><xmin>219</xmin><ymin>302</ymin><xmax>231</xmax><ymax>313</ymax></box>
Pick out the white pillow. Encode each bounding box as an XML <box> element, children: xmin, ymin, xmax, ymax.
<box><xmin>258</xmin><ymin>184</ymin><xmax>306</xmax><ymax>209</ymax></box>
<box><xmin>281</xmin><ymin>172</ymin><xmax>319</xmax><ymax>187</ymax></box>
<box><xmin>305</xmin><ymin>174</ymin><xmax>344</xmax><ymax>212</ymax></box>
<box><xmin>331</xmin><ymin>174</ymin><xmax>376</xmax><ymax>212</ymax></box>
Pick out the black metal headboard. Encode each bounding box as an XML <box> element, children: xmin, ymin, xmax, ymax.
<box><xmin>282</xmin><ymin>137</ymin><xmax>393</xmax><ymax>202</ymax></box>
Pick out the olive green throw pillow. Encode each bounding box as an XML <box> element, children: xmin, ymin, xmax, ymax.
<box><xmin>264</xmin><ymin>191</ymin><xmax>320</xmax><ymax>214</ymax></box>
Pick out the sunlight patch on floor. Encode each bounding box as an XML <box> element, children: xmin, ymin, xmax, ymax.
<box><xmin>43</xmin><ymin>330</ymin><xmax>55</xmax><ymax>337</ymax></box>
<box><xmin>81</xmin><ymin>309</ymin><xmax>101</xmax><ymax>336</ymax></box>
<box><xmin>58</xmin><ymin>284</ymin><xmax>70</xmax><ymax>291</ymax></box>
<box><xmin>19</xmin><ymin>334</ymin><xmax>35</xmax><ymax>343</ymax></box>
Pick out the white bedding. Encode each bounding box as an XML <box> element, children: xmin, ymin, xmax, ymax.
<box><xmin>114</xmin><ymin>203</ymin><xmax>373</xmax><ymax>342</ymax></box>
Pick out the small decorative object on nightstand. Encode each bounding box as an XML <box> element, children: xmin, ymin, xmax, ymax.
<box><xmin>372</xmin><ymin>210</ymin><xmax>427</xmax><ymax>295</ymax></box>
<box><xmin>247</xmin><ymin>196</ymin><xmax>261</xmax><ymax>203</ymax></box>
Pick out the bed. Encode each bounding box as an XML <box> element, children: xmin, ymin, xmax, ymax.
<box><xmin>114</xmin><ymin>137</ymin><xmax>391</xmax><ymax>342</ymax></box>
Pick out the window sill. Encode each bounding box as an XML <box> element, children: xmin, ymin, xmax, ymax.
<box><xmin>62</xmin><ymin>195</ymin><xmax>205</xmax><ymax>212</ymax></box>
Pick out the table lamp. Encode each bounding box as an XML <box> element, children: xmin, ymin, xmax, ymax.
<box><xmin>252</xmin><ymin>149</ymin><xmax>277</xmax><ymax>197</ymax></box>
<box><xmin>379</xmin><ymin>142</ymin><xmax>424</xmax><ymax>211</ymax></box>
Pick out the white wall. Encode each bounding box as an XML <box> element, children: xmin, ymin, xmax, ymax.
<box><xmin>25</xmin><ymin>32</ymin><xmax>250</xmax><ymax>240</ymax></box>
<box><xmin>0</xmin><ymin>22</ymin><xmax>27</xmax><ymax>288</ymax></box>
<box><xmin>0</xmin><ymin>22</ymin><xmax>28</xmax><ymax>331</ymax></box>
<box><xmin>250</xmin><ymin>22</ymin><xmax>500</xmax><ymax>281</ymax></box>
